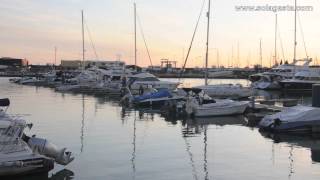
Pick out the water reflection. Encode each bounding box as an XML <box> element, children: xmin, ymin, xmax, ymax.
<box><xmin>131</xmin><ymin>111</ymin><xmax>137</xmax><ymax>180</ymax></box>
<box><xmin>3</xmin><ymin>77</ymin><xmax>320</xmax><ymax>180</ymax></box>
<box><xmin>180</xmin><ymin>116</ymin><xmax>247</xmax><ymax>180</ymax></box>
<box><xmin>81</xmin><ymin>94</ymin><xmax>85</xmax><ymax>153</ymax></box>
<box><xmin>181</xmin><ymin>116</ymin><xmax>247</xmax><ymax>136</ymax></box>
<box><xmin>182</xmin><ymin>129</ymin><xmax>199</xmax><ymax>180</ymax></box>
<box><xmin>260</xmin><ymin>132</ymin><xmax>320</xmax><ymax>163</ymax></box>
<box><xmin>203</xmin><ymin>126</ymin><xmax>209</xmax><ymax>180</ymax></box>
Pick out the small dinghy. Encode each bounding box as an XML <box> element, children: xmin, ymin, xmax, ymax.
<box><xmin>259</xmin><ymin>105</ymin><xmax>320</xmax><ymax>133</ymax></box>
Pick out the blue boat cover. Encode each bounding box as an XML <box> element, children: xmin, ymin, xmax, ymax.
<box><xmin>134</xmin><ymin>90</ymin><xmax>171</xmax><ymax>102</ymax></box>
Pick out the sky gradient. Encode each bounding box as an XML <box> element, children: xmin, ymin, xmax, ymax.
<box><xmin>0</xmin><ymin>0</ymin><xmax>319</xmax><ymax>67</ymax></box>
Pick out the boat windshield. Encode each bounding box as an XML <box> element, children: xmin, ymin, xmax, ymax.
<box><xmin>111</xmin><ymin>76</ymin><xmax>121</xmax><ymax>81</ymax></box>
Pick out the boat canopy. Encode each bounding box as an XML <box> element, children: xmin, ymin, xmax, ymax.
<box><xmin>133</xmin><ymin>89</ymin><xmax>171</xmax><ymax>102</ymax></box>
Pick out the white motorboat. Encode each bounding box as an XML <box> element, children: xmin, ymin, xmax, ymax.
<box><xmin>250</xmin><ymin>59</ymin><xmax>314</xmax><ymax>90</ymax></box>
<box><xmin>280</xmin><ymin>70</ymin><xmax>320</xmax><ymax>91</ymax></box>
<box><xmin>251</xmin><ymin>75</ymin><xmax>281</xmax><ymax>90</ymax></box>
<box><xmin>259</xmin><ymin>105</ymin><xmax>320</xmax><ymax>132</ymax></box>
<box><xmin>19</xmin><ymin>77</ymin><xmax>44</xmax><ymax>85</ymax></box>
<box><xmin>0</xmin><ymin>98</ymin><xmax>74</xmax><ymax>176</ymax></box>
<box><xmin>194</xmin><ymin>84</ymin><xmax>253</xmax><ymax>99</ymax></box>
<box><xmin>55</xmin><ymin>69</ymin><xmax>99</xmax><ymax>92</ymax></box>
<box><xmin>184</xmin><ymin>89</ymin><xmax>249</xmax><ymax>117</ymax></box>
<box><xmin>127</xmin><ymin>73</ymin><xmax>179</xmax><ymax>93</ymax></box>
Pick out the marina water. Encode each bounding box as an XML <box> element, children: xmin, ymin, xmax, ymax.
<box><xmin>1</xmin><ymin>77</ymin><xmax>320</xmax><ymax>180</ymax></box>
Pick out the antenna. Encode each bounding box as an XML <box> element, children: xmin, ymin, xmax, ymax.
<box><xmin>54</xmin><ymin>46</ymin><xmax>57</xmax><ymax>67</ymax></box>
<box><xmin>216</xmin><ymin>49</ymin><xmax>219</xmax><ymax>68</ymax></box>
<box><xmin>231</xmin><ymin>45</ymin><xmax>234</xmax><ymax>67</ymax></box>
<box><xmin>237</xmin><ymin>42</ymin><xmax>239</xmax><ymax>67</ymax></box>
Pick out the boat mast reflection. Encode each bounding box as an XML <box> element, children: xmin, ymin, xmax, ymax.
<box><xmin>131</xmin><ymin>111</ymin><xmax>137</xmax><ymax>179</ymax></box>
<box><xmin>203</xmin><ymin>126</ymin><xmax>209</xmax><ymax>180</ymax></box>
<box><xmin>260</xmin><ymin>132</ymin><xmax>320</xmax><ymax>179</ymax></box>
<box><xmin>180</xmin><ymin>115</ymin><xmax>247</xmax><ymax>180</ymax></box>
<box><xmin>288</xmin><ymin>145</ymin><xmax>294</xmax><ymax>180</ymax></box>
<box><xmin>182</xmin><ymin>124</ymin><xmax>199</xmax><ymax>180</ymax></box>
<box><xmin>81</xmin><ymin>94</ymin><xmax>85</xmax><ymax>153</ymax></box>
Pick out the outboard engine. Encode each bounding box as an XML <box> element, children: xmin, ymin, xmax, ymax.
<box><xmin>27</xmin><ymin>137</ymin><xmax>74</xmax><ymax>165</ymax></box>
<box><xmin>185</xmin><ymin>97</ymin><xmax>198</xmax><ymax>116</ymax></box>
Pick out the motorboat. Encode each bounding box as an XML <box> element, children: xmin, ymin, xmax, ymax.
<box><xmin>194</xmin><ymin>84</ymin><xmax>253</xmax><ymax>99</ymax></box>
<box><xmin>280</xmin><ymin>70</ymin><xmax>320</xmax><ymax>91</ymax></box>
<box><xmin>18</xmin><ymin>77</ymin><xmax>44</xmax><ymax>85</ymax></box>
<box><xmin>55</xmin><ymin>69</ymin><xmax>99</xmax><ymax>92</ymax></box>
<box><xmin>127</xmin><ymin>73</ymin><xmax>179</xmax><ymax>93</ymax></box>
<box><xmin>0</xmin><ymin>98</ymin><xmax>74</xmax><ymax>176</ymax></box>
<box><xmin>121</xmin><ymin>88</ymin><xmax>184</xmax><ymax>108</ymax></box>
<box><xmin>250</xmin><ymin>58</ymin><xmax>314</xmax><ymax>90</ymax></box>
<box><xmin>184</xmin><ymin>88</ymin><xmax>249</xmax><ymax>117</ymax></box>
<box><xmin>251</xmin><ymin>75</ymin><xmax>282</xmax><ymax>90</ymax></box>
<box><xmin>91</xmin><ymin>68</ymin><xmax>127</xmax><ymax>94</ymax></box>
<box><xmin>39</xmin><ymin>70</ymin><xmax>65</xmax><ymax>87</ymax></box>
<box><xmin>259</xmin><ymin>105</ymin><xmax>320</xmax><ymax>133</ymax></box>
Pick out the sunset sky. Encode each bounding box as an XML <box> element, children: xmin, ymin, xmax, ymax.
<box><xmin>0</xmin><ymin>0</ymin><xmax>319</xmax><ymax>67</ymax></box>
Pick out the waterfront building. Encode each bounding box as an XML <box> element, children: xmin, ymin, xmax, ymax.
<box><xmin>0</xmin><ymin>57</ymin><xmax>28</xmax><ymax>67</ymax></box>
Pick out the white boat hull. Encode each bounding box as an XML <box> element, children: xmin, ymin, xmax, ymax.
<box><xmin>252</xmin><ymin>81</ymin><xmax>281</xmax><ymax>90</ymax></box>
<box><xmin>193</xmin><ymin>101</ymin><xmax>249</xmax><ymax>117</ymax></box>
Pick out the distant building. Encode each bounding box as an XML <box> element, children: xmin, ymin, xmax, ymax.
<box><xmin>60</xmin><ymin>60</ymin><xmax>125</xmax><ymax>69</ymax></box>
<box><xmin>60</xmin><ymin>60</ymin><xmax>82</xmax><ymax>69</ymax></box>
<box><xmin>0</xmin><ymin>57</ymin><xmax>28</xmax><ymax>67</ymax></box>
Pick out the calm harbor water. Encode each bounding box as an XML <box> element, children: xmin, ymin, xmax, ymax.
<box><xmin>1</xmin><ymin>77</ymin><xmax>320</xmax><ymax>180</ymax></box>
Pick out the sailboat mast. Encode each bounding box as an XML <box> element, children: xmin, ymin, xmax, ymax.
<box><xmin>293</xmin><ymin>0</ymin><xmax>297</xmax><ymax>62</ymax></box>
<box><xmin>237</xmin><ymin>42</ymin><xmax>239</xmax><ymax>67</ymax></box>
<box><xmin>81</xmin><ymin>10</ymin><xmax>85</xmax><ymax>70</ymax></box>
<box><xmin>259</xmin><ymin>39</ymin><xmax>262</xmax><ymax>67</ymax></box>
<box><xmin>54</xmin><ymin>46</ymin><xmax>57</xmax><ymax>69</ymax></box>
<box><xmin>216</xmin><ymin>49</ymin><xmax>219</xmax><ymax>68</ymax></box>
<box><xmin>204</xmin><ymin>0</ymin><xmax>211</xmax><ymax>85</ymax></box>
<box><xmin>274</xmin><ymin>13</ymin><xmax>277</xmax><ymax>65</ymax></box>
<box><xmin>134</xmin><ymin>3</ymin><xmax>137</xmax><ymax>67</ymax></box>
